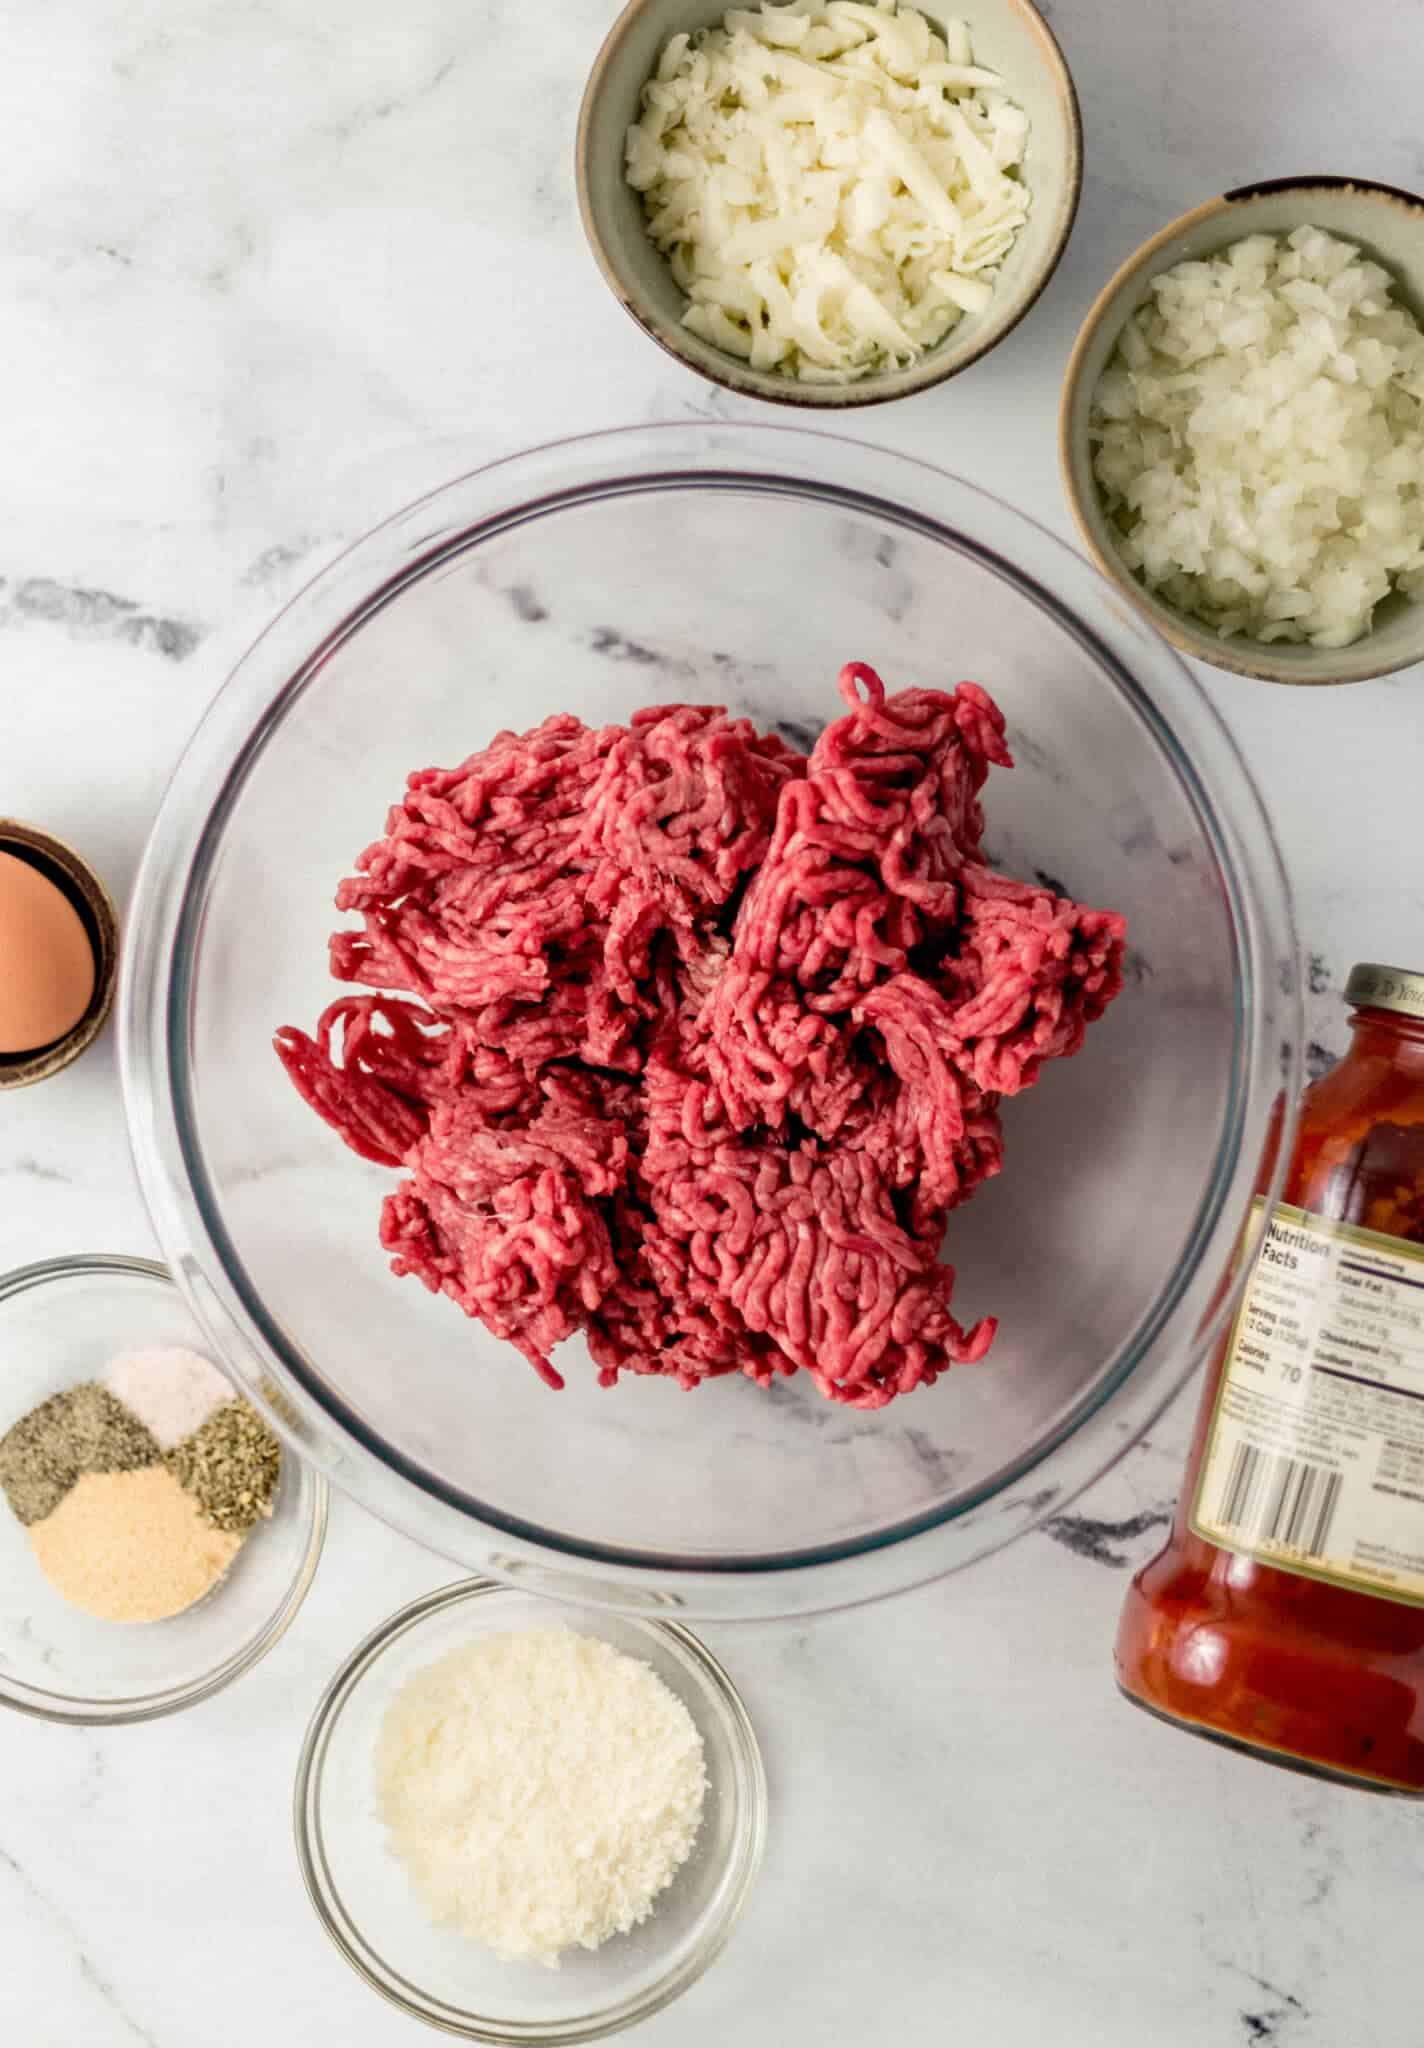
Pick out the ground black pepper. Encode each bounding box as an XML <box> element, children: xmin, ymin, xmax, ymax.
<box><xmin>0</xmin><ymin>1384</ymin><xmax>160</xmax><ymax>1526</ymax></box>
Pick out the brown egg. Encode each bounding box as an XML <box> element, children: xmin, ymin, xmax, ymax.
<box><xmin>0</xmin><ymin>850</ymin><xmax>97</xmax><ymax>1055</ymax></box>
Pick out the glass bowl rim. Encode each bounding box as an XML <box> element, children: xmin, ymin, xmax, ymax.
<box><xmin>292</xmin><ymin>1576</ymin><xmax>769</xmax><ymax>2043</ymax></box>
<box><xmin>0</xmin><ymin>1252</ymin><xmax>329</xmax><ymax>1724</ymax></box>
<box><xmin>119</xmin><ymin>420</ymin><xmax>1301</xmax><ymax>1615</ymax></box>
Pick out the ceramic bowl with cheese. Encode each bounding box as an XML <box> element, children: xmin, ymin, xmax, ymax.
<box><xmin>576</xmin><ymin>0</ymin><xmax>1081</xmax><ymax>407</ymax></box>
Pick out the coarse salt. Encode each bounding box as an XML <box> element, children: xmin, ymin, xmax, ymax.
<box><xmin>102</xmin><ymin>1346</ymin><xmax>233</xmax><ymax>1451</ymax></box>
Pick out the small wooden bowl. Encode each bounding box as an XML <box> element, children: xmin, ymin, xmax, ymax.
<box><xmin>0</xmin><ymin>821</ymin><xmax>118</xmax><ymax>1090</ymax></box>
<box><xmin>1059</xmin><ymin>177</ymin><xmax>1424</xmax><ymax>685</ymax></box>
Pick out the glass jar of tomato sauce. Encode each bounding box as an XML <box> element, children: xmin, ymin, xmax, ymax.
<box><xmin>1117</xmin><ymin>962</ymin><xmax>1424</xmax><ymax>1792</ymax></box>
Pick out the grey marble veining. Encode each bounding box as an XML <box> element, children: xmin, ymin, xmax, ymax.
<box><xmin>0</xmin><ymin>577</ymin><xmax>205</xmax><ymax>661</ymax></box>
<box><xmin>3</xmin><ymin>1</ymin><xmax>1424</xmax><ymax>2044</ymax></box>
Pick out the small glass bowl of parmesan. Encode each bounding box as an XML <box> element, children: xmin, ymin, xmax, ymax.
<box><xmin>0</xmin><ymin>1254</ymin><xmax>327</xmax><ymax>1724</ymax></box>
<box><xmin>295</xmin><ymin>1579</ymin><xmax>767</xmax><ymax>2041</ymax></box>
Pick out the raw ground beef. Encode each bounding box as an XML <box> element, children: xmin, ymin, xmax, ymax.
<box><xmin>276</xmin><ymin>664</ymin><xmax>1125</xmax><ymax>1409</ymax></box>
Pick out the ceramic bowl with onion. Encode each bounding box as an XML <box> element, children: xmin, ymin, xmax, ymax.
<box><xmin>1059</xmin><ymin>177</ymin><xmax>1424</xmax><ymax>685</ymax></box>
<box><xmin>577</xmin><ymin>0</ymin><xmax>1081</xmax><ymax>407</ymax></box>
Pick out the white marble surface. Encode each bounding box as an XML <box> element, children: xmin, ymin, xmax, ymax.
<box><xmin>3</xmin><ymin>1</ymin><xmax>1423</xmax><ymax>2042</ymax></box>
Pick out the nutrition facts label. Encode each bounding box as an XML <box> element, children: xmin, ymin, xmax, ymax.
<box><xmin>1192</xmin><ymin>1199</ymin><xmax>1424</xmax><ymax>1605</ymax></box>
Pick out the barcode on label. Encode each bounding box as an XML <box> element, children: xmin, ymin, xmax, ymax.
<box><xmin>1215</xmin><ymin>1444</ymin><xmax>1344</xmax><ymax>1559</ymax></box>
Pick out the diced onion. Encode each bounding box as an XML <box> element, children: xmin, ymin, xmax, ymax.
<box><xmin>1089</xmin><ymin>226</ymin><xmax>1424</xmax><ymax>649</ymax></box>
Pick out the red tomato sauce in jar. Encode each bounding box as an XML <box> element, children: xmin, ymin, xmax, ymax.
<box><xmin>1116</xmin><ymin>963</ymin><xmax>1424</xmax><ymax>1792</ymax></box>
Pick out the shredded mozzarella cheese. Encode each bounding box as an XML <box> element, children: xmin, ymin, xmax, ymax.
<box><xmin>625</xmin><ymin>0</ymin><xmax>1030</xmax><ymax>383</ymax></box>
<box><xmin>1090</xmin><ymin>226</ymin><xmax>1424</xmax><ymax>649</ymax></box>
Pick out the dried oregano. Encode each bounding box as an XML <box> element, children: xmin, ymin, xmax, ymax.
<box><xmin>165</xmin><ymin>1399</ymin><xmax>282</xmax><ymax>1534</ymax></box>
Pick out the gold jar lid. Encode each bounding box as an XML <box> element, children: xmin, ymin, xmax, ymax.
<box><xmin>1345</xmin><ymin>961</ymin><xmax>1424</xmax><ymax>1022</ymax></box>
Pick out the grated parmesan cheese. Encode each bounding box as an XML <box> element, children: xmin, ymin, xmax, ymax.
<box><xmin>1090</xmin><ymin>226</ymin><xmax>1424</xmax><ymax>648</ymax></box>
<box><xmin>625</xmin><ymin>0</ymin><xmax>1030</xmax><ymax>383</ymax></box>
<box><xmin>376</xmin><ymin>1629</ymin><xmax>708</xmax><ymax>1967</ymax></box>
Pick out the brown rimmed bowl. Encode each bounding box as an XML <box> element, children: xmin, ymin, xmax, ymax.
<box><xmin>577</xmin><ymin>0</ymin><xmax>1081</xmax><ymax>408</ymax></box>
<box><xmin>1059</xmin><ymin>177</ymin><xmax>1424</xmax><ymax>686</ymax></box>
<box><xmin>0</xmin><ymin>818</ymin><xmax>118</xmax><ymax>1090</ymax></box>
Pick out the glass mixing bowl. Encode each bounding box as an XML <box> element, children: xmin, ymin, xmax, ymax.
<box><xmin>121</xmin><ymin>424</ymin><xmax>1300</xmax><ymax>1619</ymax></box>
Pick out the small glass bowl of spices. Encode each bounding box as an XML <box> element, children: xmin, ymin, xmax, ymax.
<box><xmin>295</xmin><ymin>1580</ymin><xmax>766</xmax><ymax>2042</ymax></box>
<box><xmin>0</xmin><ymin>1254</ymin><xmax>326</xmax><ymax>1722</ymax></box>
